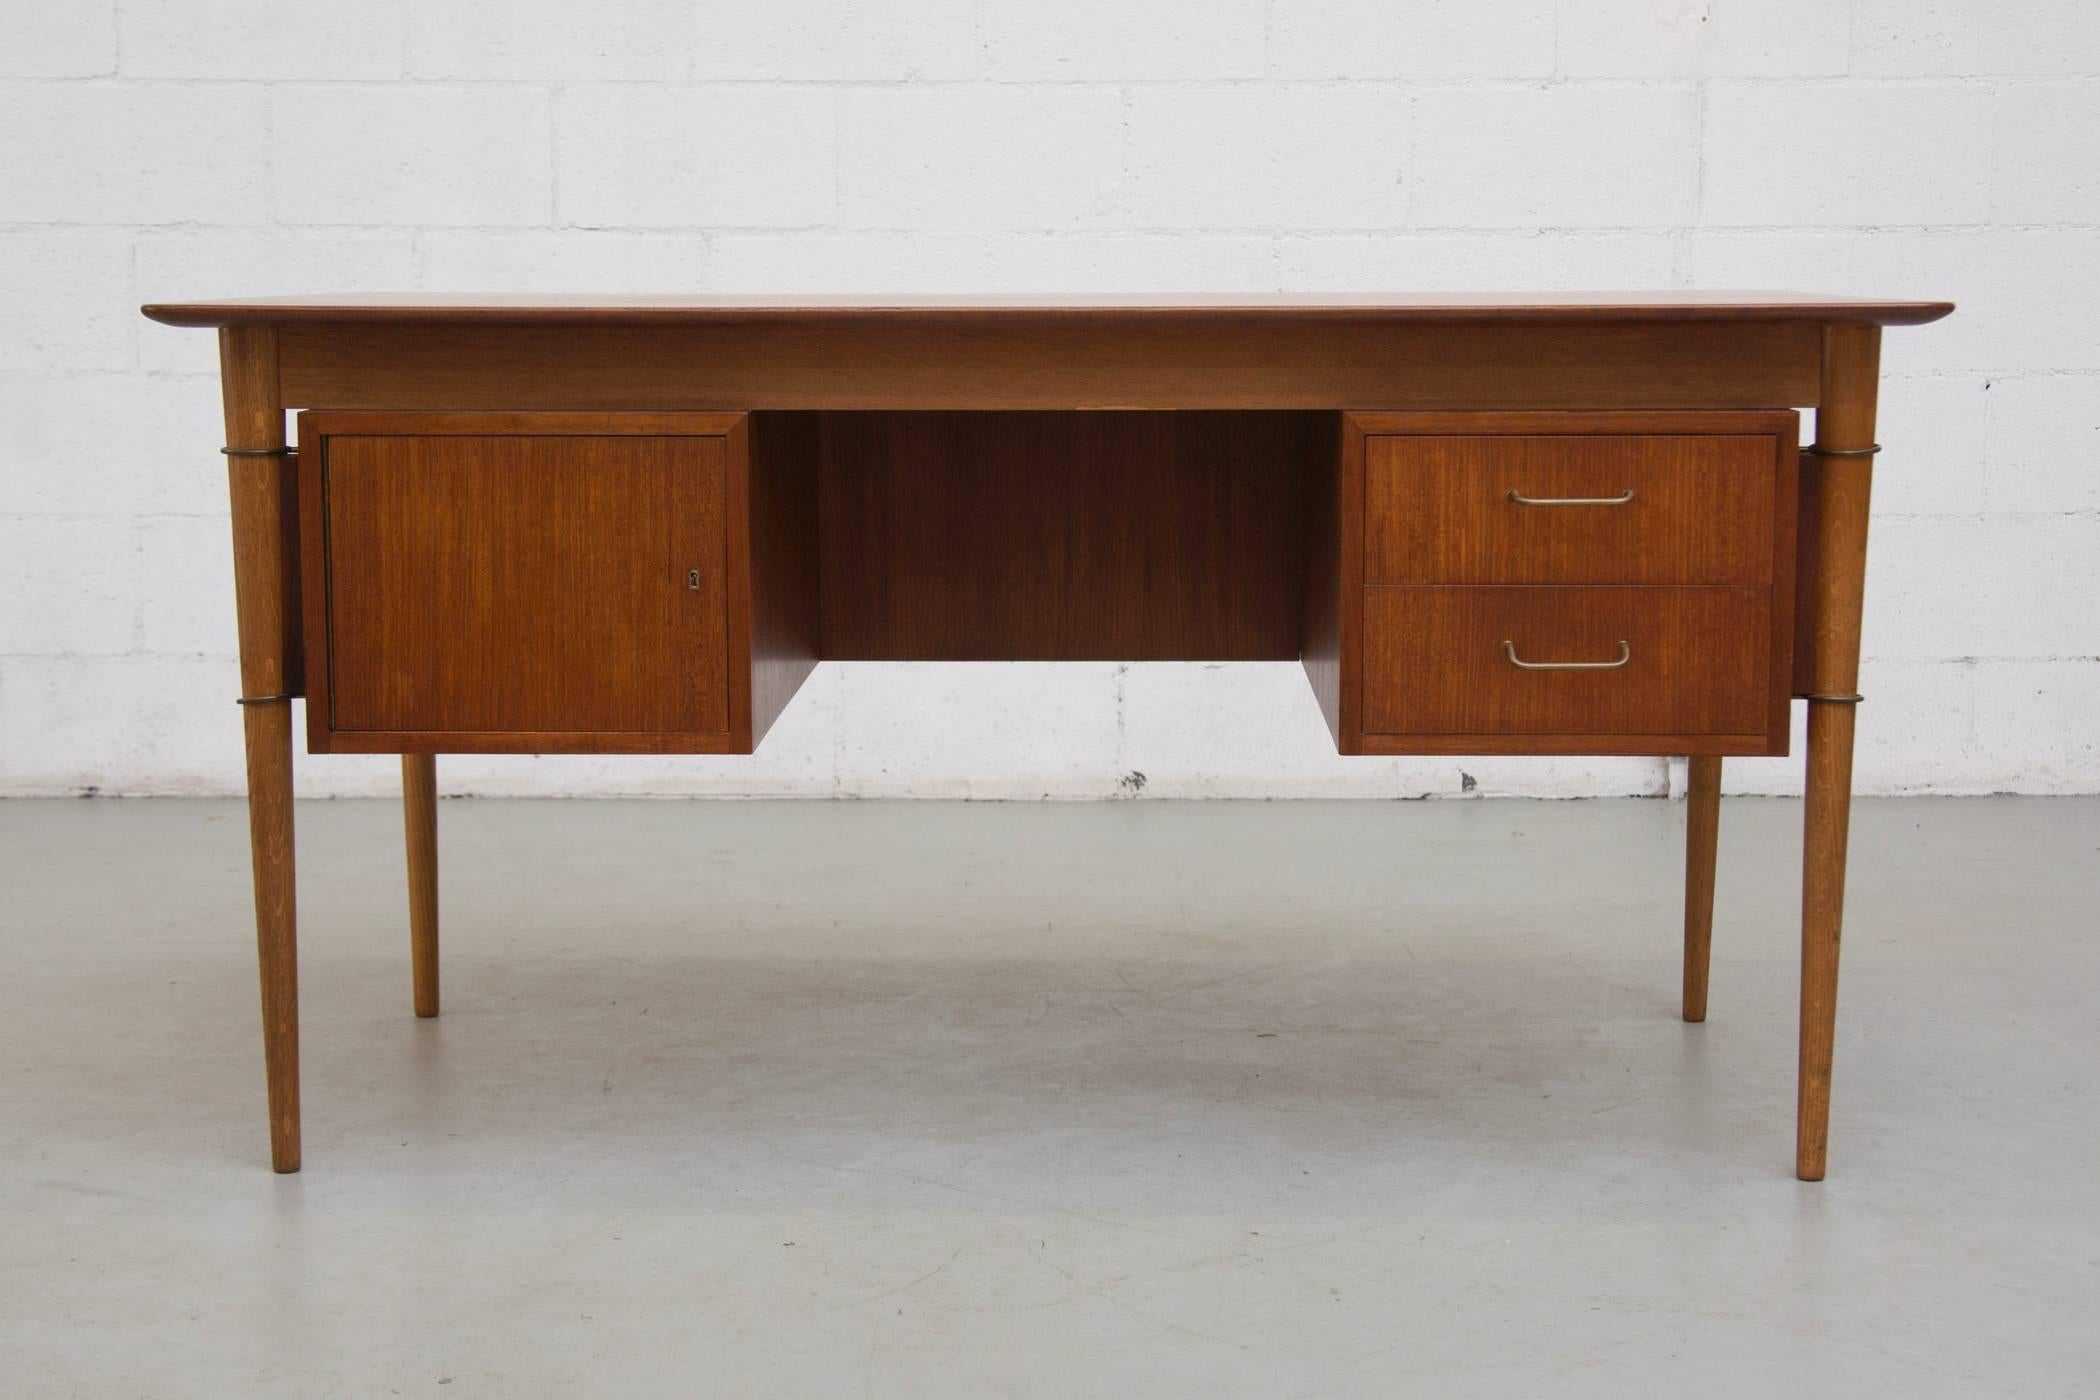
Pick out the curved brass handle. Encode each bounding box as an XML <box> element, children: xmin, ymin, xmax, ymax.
<box><xmin>1501</xmin><ymin>640</ymin><xmax>1631</xmax><ymax>671</ymax></box>
<box><xmin>1505</xmin><ymin>488</ymin><xmax>1635</xmax><ymax>506</ymax></box>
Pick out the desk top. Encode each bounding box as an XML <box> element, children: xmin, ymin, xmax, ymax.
<box><xmin>141</xmin><ymin>290</ymin><xmax>1954</xmax><ymax>329</ymax></box>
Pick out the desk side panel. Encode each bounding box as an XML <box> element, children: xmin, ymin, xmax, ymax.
<box><xmin>745</xmin><ymin>412</ymin><xmax>821</xmax><ymax>747</ymax></box>
<box><xmin>1300</xmin><ymin>414</ymin><xmax>1351</xmax><ymax>748</ymax></box>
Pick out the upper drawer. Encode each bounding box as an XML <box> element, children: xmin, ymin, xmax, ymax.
<box><xmin>1364</xmin><ymin>420</ymin><xmax>1794</xmax><ymax>585</ymax></box>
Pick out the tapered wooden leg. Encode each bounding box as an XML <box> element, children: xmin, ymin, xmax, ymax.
<box><xmin>1798</xmin><ymin>702</ymin><xmax>1856</xmax><ymax>1181</ymax></box>
<box><xmin>1682</xmin><ymin>756</ymin><xmax>1721</xmax><ymax>1023</ymax></box>
<box><xmin>403</xmin><ymin>754</ymin><xmax>440</xmax><ymax>1018</ymax></box>
<box><xmin>221</xmin><ymin>325</ymin><xmax>302</xmax><ymax>1172</ymax></box>
<box><xmin>1795</xmin><ymin>323</ymin><xmax>1880</xmax><ymax>1182</ymax></box>
<box><xmin>242</xmin><ymin>704</ymin><xmax>299</xmax><ymax>1172</ymax></box>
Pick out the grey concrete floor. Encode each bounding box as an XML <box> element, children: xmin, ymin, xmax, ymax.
<box><xmin>2</xmin><ymin>796</ymin><xmax>2096</xmax><ymax>1398</ymax></box>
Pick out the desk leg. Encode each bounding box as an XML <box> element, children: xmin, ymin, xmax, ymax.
<box><xmin>1797</xmin><ymin>324</ymin><xmax>1880</xmax><ymax>1182</ymax></box>
<box><xmin>221</xmin><ymin>326</ymin><xmax>301</xmax><ymax>1173</ymax></box>
<box><xmin>240</xmin><ymin>704</ymin><xmax>298</xmax><ymax>1172</ymax></box>
<box><xmin>1682</xmin><ymin>756</ymin><xmax>1721</xmax><ymax>1023</ymax></box>
<box><xmin>403</xmin><ymin>755</ymin><xmax>440</xmax><ymax>1017</ymax></box>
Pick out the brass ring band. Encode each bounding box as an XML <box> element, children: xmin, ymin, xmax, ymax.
<box><xmin>221</xmin><ymin>446</ymin><xmax>296</xmax><ymax>457</ymax></box>
<box><xmin>1802</xmin><ymin>693</ymin><xmax>1865</xmax><ymax>705</ymax></box>
<box><xmin>1805</xmin><ymin>444</ymin><xmax>1881</xmax><ymax>458</ymax></box>
<box><xmin>235</xmin><ymin>693</ymin><xmax>295</xmax><ymax>706</ymax></box>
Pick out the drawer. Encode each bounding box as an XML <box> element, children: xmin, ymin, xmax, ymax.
<box><xmin>1365</xmin><ymin>428</ymin><xmax>1788</xmax><ymax>585</ymax></box>
<box><xmin>1361</xmin><ymin>585</ymin><xmax>1771</xmax><ymax>741</ymax></box>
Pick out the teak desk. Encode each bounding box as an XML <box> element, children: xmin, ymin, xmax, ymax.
<box><xmin>141</xmin><ymin>293</ymin><xmax>1953</xmax><ymax>1179</ymax></box>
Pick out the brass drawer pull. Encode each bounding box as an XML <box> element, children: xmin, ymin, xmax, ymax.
<box><xmin>1506</xmin><ymin>488</ymin><xmax>1635</xmax><ymax>506</ymax></box>
<box><xmin>1501</xmin><ymin>639</ymin><xmax>1631</xmax><ymax>671</ymax></box>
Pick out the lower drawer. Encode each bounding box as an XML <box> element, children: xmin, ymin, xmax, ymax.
<box><xmin>1362</xmin><ymin>585</ymin><xmax>1772</xmax><ymax>744</ymax></box>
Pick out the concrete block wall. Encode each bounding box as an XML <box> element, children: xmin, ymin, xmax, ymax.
<box><xmin>2</xmin><ymin>0</ymin><xmax>2094</xmax><ymax>799</ymax></box>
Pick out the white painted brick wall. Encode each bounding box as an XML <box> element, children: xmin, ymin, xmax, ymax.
<box><xmin>0</xmin><ymin>231</ymin><xmax>137</xmax><ymax>371</ymax></box>
<box><xmin>2</xmin><ymin>84</ymin><xmax>269</xmax><ymax>224</ymax></box>
<box><xmin>688</xmin><ymin>0</ymin><xmax>980</xmax><ymax>81</ymax></box>
<box><xmin>1408</xmin><ymin>86</ymin><xmax>1701</xmax><ymax>227</ymax></box>
<box><xmin>2</xmin><ymin>0</ymin><xmax>2095</xmax><ymax>799</ymax></box>
<box><xmin>1556</xmin><ymin>0</ymin><xmax>1849</xmax><ymax>77</ymax></box>
<box><xmin>273</xmin><ymin>86</ymin><xmax>555</xmax><ymax>226</ymax></box>
<box><xmin>1127</xmin><ymin>88</ymin><xmax>1411</xmax><ymax>229</ymax></box>
<box><xmin>411</xmin><ymin>1</ymin><xmax>688</xmax><ymax>82</ymax></box>
<box><xmin>125</xmin><ymin>0</ymin><xmax>406</xmax><ymax>81</ymax></box>
<box><xmin>1271</xmin><ymin>0</ymin><xmax>1556</xmax><ymax>80</ymax></box>
<box><xmin>982</xmin><ymin>0</ymin><xmax>1268</xmax><ymax>82</ymax></box>
<box><xmin>1703</xmin><ymin>83</ymin><xmax>1992</xmax><ymax>226</ymax></box>
<box><xmin>559</xmin><ymin>86</ymin><xmax>836</xmax><ymax>227</ymax></box>
<box><xmin>839</xmin><ymin>89</ymin><xmax>1124</xmax><ymax>230</ymax></box>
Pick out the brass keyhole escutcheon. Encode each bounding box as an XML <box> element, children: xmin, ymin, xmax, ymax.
<box><xmin>686</xmin><ymin>569</ymin><xmax>701</xmax><ymax>590</ymax></box>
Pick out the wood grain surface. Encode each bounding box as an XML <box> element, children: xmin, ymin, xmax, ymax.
<box><xmin>1365</xmin><ymin>431</ymin><xmax>1782</xmax><ymax>585</ymax></box>
<box><xmin>401</xmin><ymin>752</ymin><xmax>438</xmax><ymax>1018</ymax></box>
<box><xmin>1361</xmin><ymin>584</ymin><xmax>1771</xmax><ymax>739</ymax></box>
<box><xmin>142</xmin><ymin>290</ymin><xmax>1956</xmax><ymax>327</ymax></box>
<box><xmin>743</xmin><ymin>413</ymin><xmax>822</xmax><ymax>748</ymax></box>
<box><xmin>1683</xmin><ymin>754</ymin><xmax>1722</xmax><ymax>1023</ymax></box>
<box><xmin>220</xmin><ymin>325</ymin><xmax>301</xmax><ymax>1173</ymax></box>
<box><xmin>312</xmin><ymin>431</ymin><xmax>731</xmax><ymax>739</ymax></box>
<box><xmin>266</xmin><ymin>320</ymin><xmax>1827</xmax><ymax>413</ymax></box>
<box><xmin>1796</xmin><ymin>324</ymin><xmax>1882</xmax><ymax>1182</ymax></box>
<box><xmin>818</xmin><ymin>411</ymin><xmax>1322</xmax><ymax>660</ymax></box>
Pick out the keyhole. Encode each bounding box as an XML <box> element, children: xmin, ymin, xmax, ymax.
<box><xmin>686</xmin><ymin>569</ymin><xmax>701</xmax><ymax>590</ymax></box>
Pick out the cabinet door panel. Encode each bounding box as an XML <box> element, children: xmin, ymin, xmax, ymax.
<box><xmin>321</xmin><ymin>433</ymin><xmax>728</xmax><ymax>737</ymax></box>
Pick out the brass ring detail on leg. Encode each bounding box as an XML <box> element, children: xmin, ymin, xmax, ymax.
<box><xmin>236</xmin><ymin>694</ymin><xmax>296</xmax><ymax>706</ymax></box>
<box><xmin>221</xmin><ymin>446</ymin><xmax>297</xmax><ymax>457</ymax></box>
<box><xmin>1804</xmin><ymin>444</ymin><xmax>1881</xmax><ymax>458</ymax></box>
<box><xmin>1801</xmin><ymin>693</ymin><xmax>1865</xmax><ymax>705</ymax></box>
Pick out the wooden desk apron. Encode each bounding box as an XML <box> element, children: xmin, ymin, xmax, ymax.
<box><xmin>140</xmin><ymin>292</ymin><xmax>1954</xmax><ymax>1178</ymax></box>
